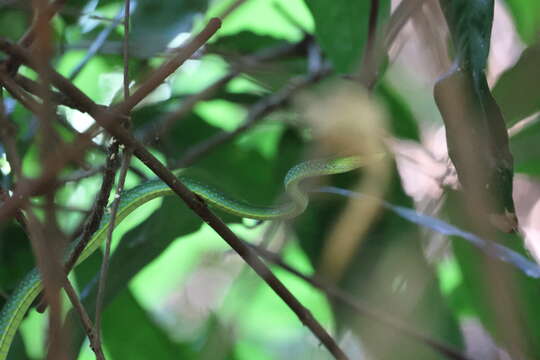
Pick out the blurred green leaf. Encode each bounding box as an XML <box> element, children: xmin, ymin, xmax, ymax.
<box><xmin>509</xmin><ymin>116</ymin><xmax>540</xmax><ymax>176</ymax></box>
<box><xmin>56</xmin><ymin>51</ymin><xmax>109</xmax><ymax>104</ymax></box>
<box><xmin>503</xmin><ymin>0</ymin><xmax>540</xmax><ymax>44</ymax></box>
<box><xmin>304</xmin><ymin>0</ymin><xmax>390</xmax><ymax>72</ymax></box>
<box><xmin>102</xmin><ymin>289</ymin><xmax>194</xmax><ymax>359</ymax></box>
<box><xmin>493</xmin><ymin>42</ymin><xmax>540</xmax><ymax>126</ymax></box>
<box><xmin>4</xmin><ymin>333</ymin><xmax>29</xmax><ymax>360</ymax></box>
<box><xmin>197</xmin><ymin>315</ymin><xmax>237</xmax><ymax>360</ymax></box>
<box><xmin>376</xmin><ymin>81</ymin><xmax>420</xmax><ymax>140</ymax></box>
<box><xmin>446</xmin><ymin>191</ymin><xmax>540</xmax><ymax>357</ymax></box>
<box><xmin>0</xmin><ymin>8</ymin><xmax>28</xmax><ymax>42</ymax></box>
<box><xmin>456</xmin><ymin>253</ymin><xmax>540</xmax><ymax>357</ymax></box>
<box><xmin>0</xmin><ymin>224</ymin><xmax>33</xmax><ymax>296</ymax></box>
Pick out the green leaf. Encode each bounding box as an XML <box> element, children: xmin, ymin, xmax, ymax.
<box><xmin>375</xmin><ymin>81</ymin><xmax>420</xmax><ymax>141</ymax></box>
<box><xmin>502</xmin><ymin>0</ymin><xmax>540</xmax><ymax>44</ymax></box>
<box><xmin>207</xmin><ymin>0</ymin><xmax>311</xmax><ymax>42</ymax></box>
<box><xmin>493</xmin><ymin>42</ymin><xmax>540</xmax><ymax>126</ymax></box>
<box><xmin>0</xmin><ymin>224</ymin><xmax>33</xmax><ymax>296</ymax></box>
<box><xmin>304</xmin><ymin>0</ymin><xmax>390</xmax><ymax>73</ymax></box>
<box><xmin>509</xmin><ymin>116</ymin><xmax>540</xmax><ymax>176</ymax></box>
<box><xmin>446</xmin><ymin>192</ymin><xmax>540</xmax><ymax>357</ymax></box>
<box><xmin>102</xmin><ymin>289</ymin><xmax>194</xmax><ymax>359</ymax></box>
<box><xmin>4</xmin><ymin>333</ymin><xmax>29</xmax><ymax>360</ymax></box>
<box><xmin>0</xmin><ymin>9</ymin><xmax>28</xmax><ymax>42</ymax></box>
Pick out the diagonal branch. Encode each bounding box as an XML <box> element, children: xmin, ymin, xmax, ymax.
<box><xmin>0</xmin><ymin>32</ymin><xmax>349</xmax><ymax>360</ymax></box>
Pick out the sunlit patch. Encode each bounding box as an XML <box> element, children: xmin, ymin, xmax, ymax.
<box><xmin>195</xmin><ymin>100</ymin><xmax>247</xmax><ymax>131</ymax></box>
<box><xmin>99</xmin><ymin>72</ymin><xmax>126</xmax><ymax>105</ymax></box>
<box><xmin>61</xmin><ymin>107</ymin><xmax>95</xmax><ymax>133</ymax></box>
<box><xmin>437</xmin><ymin>257</ymin><xmax>463</xmax><ymax>295</ymax></box>
<box><xmin>167</xmin><ymin>32</ymin><xmax>192</xmax><ymax>49</ymax></box>
<box><xmin>0</xmin><ymin>153</ymin><xmax>11</xmax><ymax>175</ymax></box>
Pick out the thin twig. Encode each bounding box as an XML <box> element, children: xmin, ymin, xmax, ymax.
<box><xmin>384</xmin><ymin>0</ymin><xmax>426</xmax><ymax>50</ymax></box>
<box><xmin>94</xmin><ymin>149</ymin><xmax>131</xmax><ymax>352</ymax></box>
<box><xmin>94</xmin><ymin>1</ymin><xmax>132</xmax><ymax>354</ymax></box>
<box><xmin>508</xmin><ymin>114</ymin><xmax>539</xmax><ymax>138</ymax></box>
<box><xmin>61</xmin><ymin>276</ymin><xmax>105</xmax><ymax>360</ymax></box>
<box><xmin>359</xmin><ymin>0</ymin><xmax>380</xmax><ymax>89</ymax></box>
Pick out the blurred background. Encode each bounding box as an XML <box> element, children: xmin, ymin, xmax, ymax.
<box><xmin>1</xmin><ymin>0</ymin><xmax>540</xmax><ymax>359</ymax></box>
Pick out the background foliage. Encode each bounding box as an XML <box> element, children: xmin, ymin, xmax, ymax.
<box><xmin>1</xmin><ymin>0</ymin><xmax>540</xmax><ymax>359</ymax></box>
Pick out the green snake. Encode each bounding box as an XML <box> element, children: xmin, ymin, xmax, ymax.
<box><xmin>0</xmin><ymin>155</ymin><xmax>376</xmax><ymax>359</ymax></box>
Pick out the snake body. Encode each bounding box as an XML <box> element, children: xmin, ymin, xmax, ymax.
<box><xmin>0</xmin><ymin>155</ymin><xmax>373</xmax><ymax>358</ymax></box>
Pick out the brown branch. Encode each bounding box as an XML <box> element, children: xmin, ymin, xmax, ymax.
<box><xmin>94</xmin><ymin>149</ymin><xmax>131</xmax><ymax>354</ymax></box>
<box><xmin>0</xmin><ymin>68</ymin><xmax>43</xmax><ymax>114</ymax></box>
<box><xmin>95</xmin><ymin>2</ymin><xmax>132</xmax><ymax>354</ymax></box>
